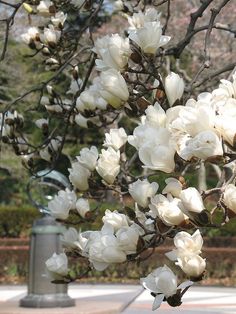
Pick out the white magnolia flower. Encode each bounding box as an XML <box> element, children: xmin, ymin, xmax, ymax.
<box><xmin>76</xmin><ymin>198</ymin><xmax>90</xmax><ymax>218</ymax></box>
<box><xmin>99</xmin><ymin>69</ymin><xmax>129</xmax><ymax>108</ymax></box>
<box><xmin>139</xmin><ymin>140</ymin><xmax>176</xmax><ymax>173</ymax></box>
<box><xmin>76</xmin><ymin>146</ymin><xmax>98</xmax><ymax>171</ymax></box>
<box><xmin>180</xmin><ymin>131</ymin><xmax>223</xmax><ymax>161</ymax></box>
<box><xmin>128</xmin><ymin>124</ymin><xmax>164</xmax><ymax>150</ymax></box>
<box><xmin>177</xmin><ymin>105</ymin><xmax>215</xmax><ymax>137</ymax></box>
<box><xmin>165</xmin><ymin>72</ymin><xmax>185</xmax><ymax>106</ymax></box>
<box><xmin>128</xmin><ymin>8</ymin><xmax>161</xmax><ymax>30</ymax></box>
<box><xmin>129</xmin><ymin>22</ymin><xmax>170</xmax><ymax>54</ymax></box>
<box><xmin>166</xmin><ymin>230</ymin><xmax>203</xmax><ymax>261</ymax></box>
<box><xmin>21</xmin><ymin>27</ymin><xmax>39</xmax><ymax>45</ymax></box>
<box><xmin>48</xmin><ymin>188</ymin><xmax>76</xmax><ymax>220</ymax></box>
<box><xmin>37</xmin><ymin>0</ymin><xmax>53</xmax><ymax>16</ymax></box>
<box><xmin>86</xmin><ymin>223</ymin><xmax>126</xmax><ymax>271</ymax></box>
<box><xmin>149</xmin><ymin>194</ymin><xmax>186</xmax><ymax>226</ymax></box>
<box><xmin>223</xmin><ymin>184</ymin><xmax>236</xmax><ymax>213</ymax></box>
<box><xmin>69</xmin><ymin>161</ymin><xmax>91</xmax><ymax>191</ymax></box>
<box><xmin>75</xmin><ymin>113</ymin><xmax>88</xmax><ymax>128</ymax></box>
<box><xmin>162</xmin><ymin>177</ymin><xmax>183</xmax><ymax>197</ymax></box>
<box><xmin>128</xmin><ymin>179</ymin><xmax>159</xmax><ymax>208</ymax></box>
<box><xmin>96</xmin><ymin>147</ymin><xmax>120</xmax><ymax>184</ymax></box>
<box><xmin>102</xmin><ymin>209</ymin><xmax>129</xmax><ymax>231</ymax></box>
<box><xmin>40</xmin><ymin>24</ymin><xmax>61</xmax><ymax>45</ymax></box>
<box><xmin>40</xmin><ymin>96</ymin><xmax>50</xmax><ymax>107</ymax></box>
<box><xmin>145</xmin><ymin>103</ymin><xmax>166</xmax><ymax>128</ymax></box>
<box><xmin>103</xmin><ymin>128</ymin><xmax>128</xmax><ymax>151</ymax></box>
<box><xmin>61</xmin><ymin>227</ymin><xmax>79</xmax><ymax>249</ymax></box>
<box><xmin>116</xmin><ymin>225</ymin><xmax>139</xmax><ymax>254</ymax></box>
<box><xmin>51</xmin><ymin>11</ymin><xmax>67</xmax><ymax>27</ymax></box>
<box><xmin>141</xmin><ymin>265</ymin><xmax>192</xmax><ymax>310</ymax></box>
<box><xmin>45</xmin><ymin>252</ymin><xmax>68</xmax><ymax>277</ymax></box>
<box><xmin>76</xmin><ymin>91</ymin><xmax>96</xmax><ymax>112</ymax></box>
<box><xmin>176</xmin><ymin>254</ymin><xmax>206</xmax><ymax>278</ymax></box>
<box><xmin>94</xmin><ymin>34</ymin><xmax>131</xmax><ymax>72</ymax></box>
<box><xmin>217</xmin><ymin>75</ymin><xmax>236</xmax><ymax>98</ymax></box>
<box><xmin>113</xmin><ymin>0</ymin><xmax>124</xmax><ymax>11</ymax></box>
<box><xmin>35</xmin><ymin>118</ymin><xmax>48</xmax><ymax>129</ymax></box>
<box><xmin>180</xmin><ymin>188</ymin><xmax>204</xmax><ymax>214</ymax></box>
<box><xmin>215</xmin><ymin>115</ymin><xmax>236</xmax><ymax>147</ymax></box>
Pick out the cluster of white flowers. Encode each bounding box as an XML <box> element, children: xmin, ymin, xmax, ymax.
<box><xmin>21</xmin><ymin>1</ymin><xmax>66</xmax><ymax>54</ymax></box>
<box><xmin>16</xmin><ymin>2</ymin><xmax>236</xmax><ymax>311</ymax></box>
<box><xmin>128</xmin><ymin>177</ymin><xmax>206</xmax><ymax>227</ymax></box>
<box><xmin>129</xmin><ymin>74</ymin><xmax>236</xmax><ymax>174</ymax></box>
<box><xmin>166</xmin><ymin>230</ymin><xmax>206</xmax><ymax>279</ymax></box>
<box><xmin>67</xmin><ymin>128</ymin><xmax>128</xmax><ymax>189</ymax></box>
<box><xmin>128</xmin><ymin>8</ymin><xmax>170</xmax><ymax>55</ymax></box>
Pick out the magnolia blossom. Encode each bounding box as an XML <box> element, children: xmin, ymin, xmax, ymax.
<box><xmin>176</xmin><ymin>105</ymin><xmax>215</xmax><ymax>137</ymax></box>
<box><xmin>103</xmin><ymin>128</ymin><xmax>128</xmax><ymax>151</ymax></box>
<box><xmin>162</xmin><ymin>177</ymin><xmax>183</xmax><ymax>197</ymax></box>
<box><xmin>51</xmin><ymin>11</ymin><xmax>67</xmax><ymax>27</ymax></box>
<box><xmin>180</xmin><ymin>131</ymin><xmax>223</xmax><ymax>161</ymax></box>
<box><xmin>128</xmin><ymin>124</ymin><xmax>164</xmax><ymax>150</ymax></box>
<box><xmin>165</xmin><ymin>72</ymin><xmax>185</xmax><ymax>106</ymax></box>
<box><xmin>116</xmin><ymin>225</ymin><xmax>139</xmax><ymax>255</ymax></box>
<box><xmin>21</xmin><ymin>27</ymin><xmax>39</xmax><ymax>45</ymax></box>
<box><xmin>215</xmin><ymin>116</ymin><xmax>236</xmax><ymax>147</ymax></box>
<box><xmin>61</xmin><ymin>229</ymin><xmax>90</xmax><ymax>254</ymax></box>
<box><xmin>96</xmin><ymin>147</ymin><xmax>120</xmax><ymax>184</ymax></box>
<box><xmin>75</xmin><ymin>113</ymin><xmax>88</xmax><ymax>128</ymax></box>
<box><xmin>48</xmin><ymin>188</ymin><xmax>76</xmax><ymax>220</ymax></box>
<box><xmin>102</xmin><ymin>210</ymin><xmax>129</xmax><ymax>231</ymax></box>
<box><xmin>139</xmin><ymin>140</ymin><xmax>176</xmax><ymax>173</ymax></box>
<box><xmin>141</xmin><ymin>265</ymin><xmax>192</xmax><ymax>310</ymax></box>
<box><xmin>149</xmin><ymin>194</ymin><xmax>186</xmax><ymax>226</ymax></box>
<box><xmin>35</xmin><ymin>118</ymin><xmax>48</xmax><ymax>129</ymax></box>
<box><xmin>69</xmin><ymin>161</ymin><xmax>91</xmax><ymax>191</ymax></box>
<box><xmin>217</xmin><ymin>75</ymin><xmax>236</xmax><ymax>98</ymax></box>
<box><xmin>166</xmin><ymin>230</ymin><xmax>203</xmax><ymax>261</ymax></box>
<box><xmin>75</xmin><ymin>78</ymin><xmax>107</xmax><ymax>112</ymax></box>
<box><xmin>86</xmin><ymin>224</ymin><xmax>126</xmax><ymax>271</ymax></box>
<box><xmin>94</xmin><ymin>34</ymin><xmax>131</xmax><ymax>72</ymax></box>
<box><xmin>176</xmin><ymin>254</ymin><xmax>206</xmax><ymax>278</ymax></box>
<box><xmin>61</xmin><ymin>227</ymin><xmax>79</xmax><ymax>249</ymax></box>
<box><xmin>223</xmin><ymin>184</ymin><xmax>236</xmax><ymax>213</ymax></box>
<box><xmin>180</xmin><ymin>188</ymin><xmax>204</xmax><ymax>214</ymax></box>
<box><xmin>45</xmin><ymin>253</ymin><xmax>68</xmax><ymax>278</ymax></box>
<box><xmin>76</xmin><ymin>198</ymin><xmax>90</xmax><ymax>218</ymax></box>
<box><xmin>76</xmin><ymin>92</ymin><xmax>96</xmax><ymax>112</ymax></box>
<box><xmin>76</xmin><ymin>146</ymin><xmax>98</xmax><ymax>171</ymax></box>
<box><xmin>113</xmin><ymin>0</ymin><xmax>124</xmax><ymax>11</ymax></box>
<box><xmin>37</xmin><ymin>0</ymin><xmax>53</xmax><ymax>16</ymax></box>
<box><xmin>128</xmin><ymin>179</ymin><xmax>159</xmax><ymax>208</ymax></box>
<box><xmin>99</xmin><ymin>69</ymin><xmax>129</xmax><ymax>108</ymax></box>
<box><xmin>129</xmin><ymin>22</ymin><xmax>170</xmax><ymax>54</ymax></box>
<box><xmin>40</xmin><ymin>25</ymin><xmax>61</xmax><ymax>45</ymax></box>
<box><xmin>128</xmin><ymin>8</ymin><xmax>161</xmax><ymax>30</ymax></box>
<box><xmin>145</xmin><ymin>103</ymin><xmax>166</xmax><ymax>128</ymax></box>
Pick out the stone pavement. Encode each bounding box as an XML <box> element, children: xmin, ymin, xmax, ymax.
<box><xmin>0</xmin><ymin>284</ymin><xmax>236</xmax><ymax>314</ymax></box>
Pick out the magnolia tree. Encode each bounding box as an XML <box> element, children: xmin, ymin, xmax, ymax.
<box><xmin>1</xmin><ymin>0</ymin><xmax>236</xmax><ymax>311</ymax></box>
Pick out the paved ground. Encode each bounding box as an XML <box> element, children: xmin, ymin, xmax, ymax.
<box><xmin>0</xmin><ymin>284</ymin><xmax>236</xmax><ymax>313</ymax></box>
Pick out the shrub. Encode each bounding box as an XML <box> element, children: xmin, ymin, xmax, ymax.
<box><xmin>0</xmin><ymin>206</ymin><xmax>40</xmax><ymax>237</ymax></box>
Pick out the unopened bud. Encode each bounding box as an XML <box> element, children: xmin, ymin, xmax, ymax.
<box><xmin>72</xmin><ymin>66</ymin><xmax>79</xmax><ymax>81</ymax></box>
<box><xmin>23</xmin><ymin>3</ymin><xmax>34</xmax><ymax>14</ymax></box>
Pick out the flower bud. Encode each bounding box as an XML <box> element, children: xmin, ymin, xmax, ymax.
<box><xmin>165</xmin><ymin>72</ymin><xmax>185</xmax><ymax>106</ymax></box>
